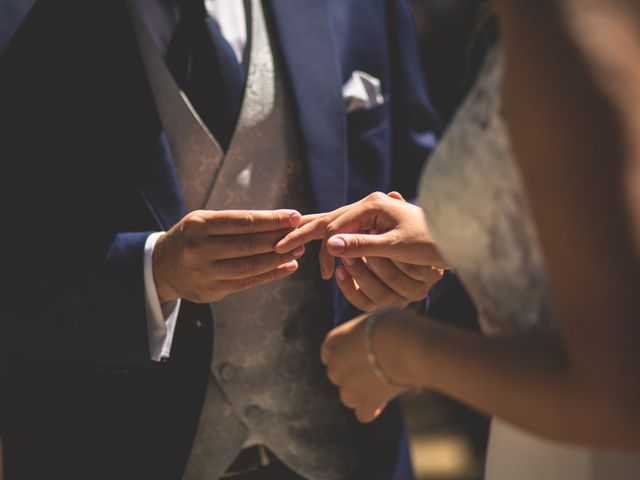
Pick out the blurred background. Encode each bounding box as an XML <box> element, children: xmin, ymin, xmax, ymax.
<box><xmin>404</xmin><ymin>1</ymin><xmax>496</xmax><ymax>479</ymax></box>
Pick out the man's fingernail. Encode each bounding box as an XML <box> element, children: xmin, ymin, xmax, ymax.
<box><xmin>336</xmin><ymin>267</ymin><xmax>346</xmax><ymax>282</ymax></box>
<box><xmin>342</xmin><ymin>257</ymin><xmax>355</xmax><ymax>267</ymax></box>
<box><xmin>293</xmin><ymin>246</ymin><xmax>305</xmax><ymax>257</ymax></box>
<box><xmin>327</xmin><ymin>237</ymin><xmax>346</xmax><ymax>254</ymax></box>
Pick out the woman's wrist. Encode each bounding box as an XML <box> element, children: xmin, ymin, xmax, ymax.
<box><xmin>372</xmin><ymin>308</ymin><xmax>431</xmax><ymax>388</ymax></box>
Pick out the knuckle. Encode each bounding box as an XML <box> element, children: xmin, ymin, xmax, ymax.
<box><xmin>324</xmin><ymin>330</ymin><xmax>336</xmax><ymax>344</ymax></box>
<box><xmin>271</xmin><ymin>211</ymin><xmax>283</xmax><ymax>225</ymax></box>
<box><xmin>240</xmin><ymin>212</ymin><xmax>256</xmax><ymax>232</ymax></box>
<box><xmin>406</xmin><ymin>263</ymin><xmax>427</xmax><ymax>279</ymax></box>
<box><xmin>386</xmin><ymin>231</ymin><xmax>402</xmax><ymax>248</ymax></box>
<box><xmin>325</xmin><ymin>221</ymin><xmax>340</xmax><ymax>237</ymax></box>
<box><xmin>185</xmin><ymin>286</ymin><xmax>206</xmax><ymax>304</ymax></box>
<box><xmin>367</xmin><ymin>191</ymin><xmax>386</xmax><ymax>203</ymax></box>
<box><xmin>351</xmin><ymin>392</ymin><xmax>369</xmax><ymax>408</ymax></box>
<box><xmin>360</xmin><ymin>301</ymin><xmax>377</xmax><ymax>312</ymax></box>
<box><xmin>418</xmin><ymin>282</ymin><xmax>434</xmax><ymax>296</ymax></box>
<box><xmin>341</xmin><ymin>290</ymin><xmax>369</xmax><ymax>311</ymax></box>
<box><xmin>388</xmin><ymin>296</ymin><xmax>404</xmax><ymax>307</ymax></box>
<box><xmin>398</xmin><ymin>287</ymin><xmax>416</xmax><ymax>302</ymax></box>
<box><xmin>409</xmin><ymin>289</ymin><xmax>427</xmax><ymax>302</ymax></box>
<box><xmin>354</xmin><ymin>235</ymin><xmax>369</xmax><ymax>250</ymax></box>
<box><xmin>182</xmin><ymin>237</ymin><xmax>200</xmax><ymax>255</ymax></box>
<box><xmin>322</xmin><ymin>336</ymin><xmax>336</xmax><ymax>357</ymax></box>
<box><xmin>211</xmin><ymin>282</ymin><xmax>232</xmax><ymax>300</ymax></box>
<box><xmin>242</xmin><ymin>259</ymin><xmax>257</xmax><ymax>276</ymax></box>
<box><xmin>378</xmin><ymin>291</ymin><xmax>397</xmax><ymax>305</ymax></box>
<box><xmin>268</xmin><ymin>268</ymin><xmax>281</xmax><ymax>282</ymax></box>
<box><xmin>179</xmin><ymin>243</ymin><xmax>198</xmax><ymax>267</ymax></box>
<box><xmin>327</xmin><ymin>366</ymin><xmax>341</xmax><ymax>385</ymax></box>
<box><xmin>339</xmin><ymin>389</ymin><xmax>355</xmax><ymax>407</ymax></box>
<box><xmin>385</xmin><ymin>271</ymin><xmax>403</xmax><ymax>288</ymax></box>
<box><xmin>320</xmin><ymin>342</ymin><xmax>330</xmax><ymax>364</ymax></box>
<box><xmin>395</xmin><ymin>296</ymin><xmax>409</xmax><ymax>307</ymax></box>
<box><xmin>355</xmin><ymin>408</ymin><xmax>371</xmax><ymax>423</ymax></box>
<box><xmin>210</xmin><ymin>290</ymin><xmax>227</xmax><ymax>302</ymax></box>
<box><xmin>242</xmin><ymin>275</ymin><xmax>259</xmax><ymax>289</ymax></box>
<box><xmin>319</xmin><ymin>217</ymin><xmax>331</xmax><ymax>231</ymax></box>
<box><xmin>432</xmin><ymin>267</ymin><xmax>445</xmax><ymax>279</ymax></box>
<box><xmin>241</xmin><ymin>235</ymin><xmax>257</xmax><ymax>254</ymax></box>
<box><xmin>184</xmin><ymin>211</ymin><xmax>207</xmax><ymax>230</ymax></box>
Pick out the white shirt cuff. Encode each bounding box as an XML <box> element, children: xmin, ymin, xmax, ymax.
<box><xmin>144</xmin><ymin>232</ymin><xmax>181</xmax><ymax>361</ymax></box>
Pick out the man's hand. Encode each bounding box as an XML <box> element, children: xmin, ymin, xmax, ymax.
<box><xmin>276</xmin><ymin>192</ymin><xmax>448</xmax><ymax>311</ymax></box>
<box><xmin>153</xmin><ymin>209</ymin><xmax>305</xmax><ymax>304</ymax></box>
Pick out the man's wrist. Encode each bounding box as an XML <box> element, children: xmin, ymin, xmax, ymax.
<box><xmin>144</xmin><ymin>231</ymin><xmax>182</xmax><ymax>361</ymax></box>
<box><xmin>154</xmin><ymin>264</ymin><xmax>179</xmax><ymax>304</ymax></box>
<box><xmin>151</xmin><ymin>233</ymin><xmax>180</xmax><ymax>304</ymax></box>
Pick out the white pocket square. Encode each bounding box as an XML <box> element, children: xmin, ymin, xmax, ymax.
<box><xmin>342</xmin><ymin>71</ymin><xmax>385</xmax><ymax>113</ymax></box>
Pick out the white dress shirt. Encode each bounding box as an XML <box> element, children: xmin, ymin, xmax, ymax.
<box><xmin>130</xmin><ymin>0</ymin><xmax>248</xmax><ymax>361</ymax></box>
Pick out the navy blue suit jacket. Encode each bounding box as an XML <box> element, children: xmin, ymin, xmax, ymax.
<box><xmin>0</xmin><ymin>1</ymin><xmax>439</xmax><ymax>479</ymax></box>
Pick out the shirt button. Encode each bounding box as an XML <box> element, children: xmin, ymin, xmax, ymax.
<box><xmin>195</xmin><ymin>319</ymin><xmax>206</xmax><ymax>330</ymax></box>
<box><xmin>218</xmin><ymin>363</ymin><xmax>235</xmax><ymax>382</ymax></box>
<box><xmin>245</xmin><ymin>405</ymin><xmax>264</xmax><ymax>423</ymax></box>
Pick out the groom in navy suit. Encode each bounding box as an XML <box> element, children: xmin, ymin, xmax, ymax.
<box><xmin>0</xmin><ymin>1</ymin><xmax>439</xmax><ymax>479</ymax></box>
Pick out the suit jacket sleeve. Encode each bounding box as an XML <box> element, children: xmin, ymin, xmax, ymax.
<box><xmin>0</xmin><ymin>1</ymin><xmax>175</xmax><ymax>368</ymax></box>
<box><xmin>0</xmin><ymin>227</ymin><xmax>156</xmax><ymax>368</ymax></box>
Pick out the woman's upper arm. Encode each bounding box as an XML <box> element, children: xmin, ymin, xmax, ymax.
<box><xmin>495</xmin><ymin>0</ymin><xmax>640</xmax><ymax>403</ymax></box>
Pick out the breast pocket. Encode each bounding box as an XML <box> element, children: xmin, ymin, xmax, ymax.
<box><xmin>346</xmin><ymin>100</ymin><xmax>391</xmax><ymax>202</ymax></box>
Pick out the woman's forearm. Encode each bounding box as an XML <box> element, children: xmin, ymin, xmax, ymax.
<box><xmin>380</xmin><ymin>309</ymin><xmax>640</xmax><ymax>448</ymax></box>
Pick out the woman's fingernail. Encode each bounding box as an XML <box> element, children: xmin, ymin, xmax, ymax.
<box><xmin>284</xmin><ymin>261</ymin><xmax>298</xmax><ymax>272</ymax></box>
<box><xmin>342</xmin><ymin>257</ymin><xmax>355</xmax><ymax>267</ymax></box>
<box><xmin>289</xmin><ymin>211</ymin><xmax>302</xmax><ymax>227</ymax></box>
<box><xmin>327</xmin><ymin>237</ymin><xmax>346</xmax><ymax>254</ymax></box>
<box><xmin>293</xmin><ymin>246</ymin><xmax>305</xmax><ymax>257</ymax></box>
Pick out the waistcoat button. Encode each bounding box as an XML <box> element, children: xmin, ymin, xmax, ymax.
<box><xmin>218</xmin><ymin>363</ymin><xmax>235</xmax><ymax>382</ymax></box>
<box><xmin>245</xmin><ymin>405</ymin><xmax>264</xmax><ymax>423</ymax></box>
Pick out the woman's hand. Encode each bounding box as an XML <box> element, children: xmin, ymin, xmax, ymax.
<box><xmin>321</xmin><ymin>309</ymin><xmax>422</xmax><ymax>423</ymax></box>
<box><xmin>276</xmin><ymin>192</ymin><xmax>448</xmax><ymax>311</ymax></box>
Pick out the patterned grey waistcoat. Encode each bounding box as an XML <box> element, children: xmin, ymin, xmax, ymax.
<box><xmin>132</xmin><ymin>2</ymin><xmax>357</xmax><ymax>479</ymax></box>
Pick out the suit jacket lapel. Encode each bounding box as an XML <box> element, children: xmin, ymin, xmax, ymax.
<box><xmin>0</xmin><ymin>0</ymin><xmax>37</xmax><ymax>55</ymax></box>
<box><xmin>2</xmin><ymin>0</ymin><xmax>185</xmax><ymax>231</ymax></box>
<box><xmin>267</xmin><ymin>0</ymin><xmax>347</xmax><ymax>214</ymax></box>
<box><xmin>118</xmin><ymin>2</ymin><xmax>187</xmax><ymax>230</ymax></box>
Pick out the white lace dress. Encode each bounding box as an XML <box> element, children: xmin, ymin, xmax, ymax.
<box><xmin>418</xmin><ymin>48</ymin><xmax>640</xmax><ymax>479</ymax></box>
